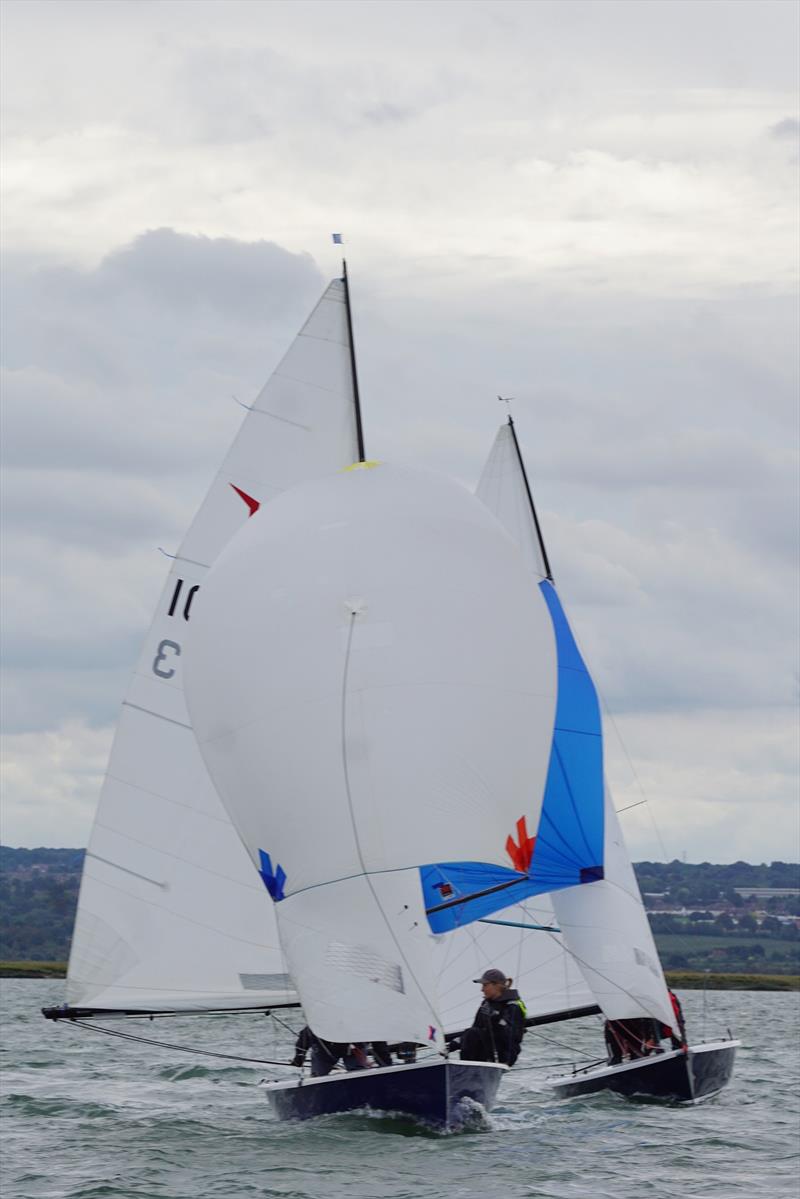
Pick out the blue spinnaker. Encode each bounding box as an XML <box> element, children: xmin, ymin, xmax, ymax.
<box><xmin>421</xmin><ymin>580</ymin><xmax>604</xmax><ymax>934</ymax></box>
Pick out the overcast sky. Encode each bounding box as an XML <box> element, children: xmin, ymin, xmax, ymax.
<box><xmin>1</xmin><ymin>0</ymin><xmax>798</xmax><ymax>863</ymax></box>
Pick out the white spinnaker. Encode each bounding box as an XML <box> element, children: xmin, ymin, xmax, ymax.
<box><xmin>68</xmin><ymin>278</ymin><xmax>359</xmax><ymax>1012</ymax></box>
<box><xmin>186</xmin><ymin>464</ymin><xmax>559</xmax><ymax>1044</ymax></box>
<box><xmin>475</xmin><ymin>419</ymin><xmax>674</xmax><ymax>1030</ymax></box>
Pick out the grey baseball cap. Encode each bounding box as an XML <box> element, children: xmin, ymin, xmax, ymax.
<box><xmin>473</xmin><ymin>968</ymin><xmax>507</xmax><ymax>985</ymax></box>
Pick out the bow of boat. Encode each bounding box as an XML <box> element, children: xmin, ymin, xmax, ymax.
<box><xmin>548</xmin><ymin>1038</ymin><xmax>740</xmax><ymax>1103</ymax></box>
<box><xmin>263</xmin><ymin>1057</ymin><xmax>508</xmax><ymax>1127</ymax></box>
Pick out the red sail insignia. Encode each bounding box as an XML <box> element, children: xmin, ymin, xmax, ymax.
<box><xmin>230</xmin><ymin>483</ymin><xmax>260</xmax><ymax>517</ymax></box>
<box><xmin>506</xmin><ymin>816</ymin><xmax>535</xmax><ymax>874</ymax></box>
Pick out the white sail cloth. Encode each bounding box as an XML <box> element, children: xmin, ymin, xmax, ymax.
<box><xmin>475</xmin><ymin>421</ymin><xmax>675</xmax><ymax>1031</ymax></box>
<box><xmin>476</xmin><ymin>421</ymin><xmax>550</xmax><ymax>581</ymax></box>
<box><xmin>185</xmin><ymin>463</ymin><xmax>559</xmax><ymax>1044</ymax></box>
<box><xmin>67</xmin><ymin>278</ymin><xmax>359</xmax><ymax>1013</ymax></box>
<box><xmin>434</xmin><ymin>894</ymin><xmax>594</xmax><ymax>1034</ymax></box>
<box><xmin>552</xmin><ymin>790</ymin><xmax>675</xmax><ymax>1029</ymax></box>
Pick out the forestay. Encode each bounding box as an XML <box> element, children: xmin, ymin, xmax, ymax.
<box><xmin>185</xmin><ymin>464</ymin><xmax>563</xmax><ymax>1044</ymax></box>
<box><xmin>67</xmin><ymin>277</ymin><xmax>359</xmax><ymax>1014</ymax></box>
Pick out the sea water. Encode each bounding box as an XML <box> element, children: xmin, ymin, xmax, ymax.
<box><xmin>2</xmin><ymin>981</ymin><xmax>798</xmax><ymax>1199</ymax></box>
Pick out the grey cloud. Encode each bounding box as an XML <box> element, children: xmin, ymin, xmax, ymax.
<box><xmin>1</xmin><ymin>665</ymin><xmax>126</xmax><ymax>734</ymax></box>
<box><xmin>99</xmin><ymin>230</ymin><xmax>320</xmax><ymax>316</ymax></box>
<box><xmin>2</xmin><ymin>232</ymin><xmax>321</xmax><ymax>379</ymax></box>
<box><xmin>1</xmin><ymin>230</ymin><xmax>797</xmax><ymax>818</ymax></box>
<box><xmin>535</xmin><ymin>431</ymin><xmax>796</xmax><ymax>493</ymax></box>
<box><xmin>2</xmin><ymin>1</ymin><xmax>798</xmax><ymax>852</ymax></box>
<box><xmin>769</xmin><ymin>118</ymin><xmax>800</xmax><ymax>140</ymax></box>
<box><xmin>0</xmin><ymin>467</ymin><xmax>187</xmax><ymax>550</ymax></box>
<box><xmin>1</xmin><ymin>231</ymin><xmax>325</xmax><ymax>734</ymax></box>
<box><xmin>362</xmin><ymin>103</ymin><xmax>416</xmax><ymax>126</ymax></box>
<box><xmin>1</xmin><ymin>232</ymin><xmax>323</xmax><ymax>482</ymax></box>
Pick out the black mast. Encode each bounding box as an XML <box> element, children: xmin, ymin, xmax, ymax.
<box><xmin>506</xmin><ymin>414</ymin><xmax>553</xmax><ymax>582</ymax></box>
<box><xmin>341</xmin><ymin>259</ymin><xmax>366</xmax><ymax>462</ymax></box>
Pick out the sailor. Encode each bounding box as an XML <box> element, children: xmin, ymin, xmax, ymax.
<box><xmin>604</xmin><ymin>1017</ymin><xmax>662</xmax><ymax>1063</ymax></box>
<box><xmin>664</xmin><ymin>989</ymin><xmax>687</xmax><ymax>1049</ymax></box>
<box><xmin>290</xmin><ymin>1027</ymin><xmax>392</xmax><ymax>1075</ymax></box>
<box><xmin>370</xmin><ymin>1041</ymin><xmax>393</xmax><ymax>1068</ymax></box>
<box><xmin>458</xmin><ymin>968</ymin><xmax>526</xmax><ymax>1066</ymax></box>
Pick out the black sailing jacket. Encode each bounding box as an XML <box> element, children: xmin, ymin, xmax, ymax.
<box><xmin>469</xmin><ymin>988</ymin><xmax>526</xmax><ymax>1065</ymax></box>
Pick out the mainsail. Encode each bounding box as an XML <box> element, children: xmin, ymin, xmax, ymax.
<box><xmin>475</xmin><ymin>418</ymin><xmax>674</xmax><ymax>1031</ymax></box>
<box><xmin>62</xmin><ymin>275</ymin><xmax>362</xmax><ymax>1015</ymax></box>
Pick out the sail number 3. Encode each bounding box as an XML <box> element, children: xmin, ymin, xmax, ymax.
<box><xmin>153</xmin><ymin>639</ymin><xmax>181</xmax><ymax>679</ymax></box>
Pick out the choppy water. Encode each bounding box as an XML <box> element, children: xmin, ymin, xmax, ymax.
<box><xmin>2</xmin><ymin>982</ymin><xmax>798</xmax><ymax>1199</ymax></box>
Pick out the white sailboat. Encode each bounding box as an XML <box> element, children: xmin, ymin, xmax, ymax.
<box><xmin>44</xmin><ymin>271</ymin><xmax>363</xmax><ymax>1019</ymax></box>
<box><xmin>474</xmin><ymin>417</ymin><xmax>739</xmax><ymax>1102</ymax></box>
<box><xmin>45</xmin><ymin>265</ymin><xmax>737</xmax><ymax>1122</ymax></box>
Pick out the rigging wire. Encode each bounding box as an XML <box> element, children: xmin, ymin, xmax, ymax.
<box><xmin>65</xmin><ymin>1014</ymin><xmax>606</xmax><ymax>1075</ymax></box>
<box><xmin>265</xmin><ymin>1010</ymin><xmax>301</xmax><ymax>1039</ymax></box>
<box><xmin>593</xmin><ymin>678</ymin><xmax>669</xmax><ymax>860</ymax></box>
<box><xmin>512</xmin><ymin>1057</ymin><xmax>608</xmax><ymax>1073</ymax></box>
<box><xmin>64</xmin><ymin>1019</ymin><xmax>296</xmax><ymax>1066</ymax></box>
<box><xmin>524</xmin><ymin>1025</ymin><xmax>602</xmax><ymax>1058</ymax></box>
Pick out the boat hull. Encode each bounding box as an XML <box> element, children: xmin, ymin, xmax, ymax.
<box><xmin>264</xmin><ymin>1058</ymin><xmax>507</xmax><ymax>1127</ymax></box>
<box><xmin>549</xmin><ymin>1039</ymin><xmax>739</xmax><ymax>1103</ymax></box>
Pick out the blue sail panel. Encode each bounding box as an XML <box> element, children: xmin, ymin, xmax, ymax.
<box><xmin>531</xmin><ymin>580</ymin><xmax>604</xmax><ymax>886</ymax></box>
<box><xmin>421</xmin><ymin>861</ymin><xmax>551</xmax><ymax>934</ymax></box>
<box><xmin>420</xmin><ymin>580</ymin><xmax>605</xmax><ymax>935</ymax></box>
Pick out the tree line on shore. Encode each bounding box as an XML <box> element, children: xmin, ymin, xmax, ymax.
<box><xmin>1</xmin><ymin>847</ymin><xmax>798</xmax><ymax>969</ymax></box>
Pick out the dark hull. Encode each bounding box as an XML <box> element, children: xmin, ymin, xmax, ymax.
<box><xmin>550</xmin><ymin>1039</ymin><xmax>739</xmax><ymax>1103</ymax></box>
<box><xmin>264</xmin><ymin>1059</ymin><xmax>507</xmax><ymax>1127</ymax></box>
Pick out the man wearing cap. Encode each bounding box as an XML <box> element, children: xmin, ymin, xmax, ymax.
<box><xmin>458</xmin><ymin>968</ymin><xmax>526</xmax><ymax>1066</ymax></box>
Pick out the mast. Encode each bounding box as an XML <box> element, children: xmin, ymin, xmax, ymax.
<box><xmin>506</xmin><ymin>415</ymin><xmax>553</xmax><ymax>582</ymax></box>
<box><xmin>341</xmin><ymin>259</ymin><xmax>366</xmax><ymax>462</ymax></box>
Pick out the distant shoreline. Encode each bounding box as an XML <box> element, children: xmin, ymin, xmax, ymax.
<box><xmin>664</xmin><ymin>970</ymin><xmax>799</xmax><ymax>991</ymax></box>
<box><xmin>1</xmin><ymin>961</ymin><xmax>68</xmax><ymax>979</ymax></box>
<box><xmin>2</xmin><ymin>962</ymin><xmax>798</xmax><ymax>991</ymax></box>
